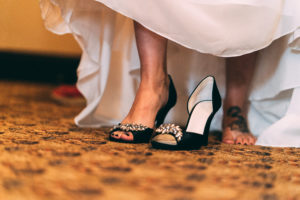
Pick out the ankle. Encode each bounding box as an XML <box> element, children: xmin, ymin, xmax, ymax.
<box><xmin>222</xmin><ymin>105</ymin><xmax>248</xmax><ymax>126</ymax></box>
<box><xmin>223</xmin><ymin>103</ymin><xmax>247</xmax><ymax>113</ymax></box>
<box><xmin>140</xmin><ymin>75</ymin><xmax>169</xmax><ymax>90</ymax></box>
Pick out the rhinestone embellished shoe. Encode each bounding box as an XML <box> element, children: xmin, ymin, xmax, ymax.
<box><xmin>151</xmin><ymin>76</ymin><xmax>221</xmax><ymax>150</ymax></box>
<box><xmin>109</xmin><ymin>75</ymin><xmax>177</xmax><ymax>143</ymax></box>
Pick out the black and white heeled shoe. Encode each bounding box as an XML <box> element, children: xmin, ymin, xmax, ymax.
<box><xmin>109</xmin><ymin>75</ymin><xmax>177</xmax><ymax>143</ymax></box>
<box><xmin>151</xmin><ymin>76</ymin><xmax>221</xmax><ymax>150</ymax></box>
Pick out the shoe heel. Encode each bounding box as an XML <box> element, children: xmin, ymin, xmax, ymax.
<box><xmin>152</xmin><ymin>75</ymin><xmax>221</xmax><ymax>150</ymax></box>
<box><xmin>200</xmin><ymin>110</ymin><xmax>217</xmax><ymax>146</ymax></box>
<box><xmin>212</xmin><ymin>78</ymin><xmax>222</xmax><ymax>112</ymax></box>
<box><xmin>199</xmin><ymin>78</ymin><xmax>221</xmax><ymax>146</ymax></box>
<box><xmin>201</xmin><ymin>136</ymin><xmax>208</xmax><ymax>146</ymax></box>
<box><xmin>155</xmin><ymin>75</ymin><xmax>177</xmax><ymax>126</ymax></box>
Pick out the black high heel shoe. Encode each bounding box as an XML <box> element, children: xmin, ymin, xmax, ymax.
<box><xmin>109</xmin><ymin>75</ymin><xmax>177</xmax><ymax>143</ymax></box>
<box><xmin>151</xmin><ymin>76</ymin><xmax>221</xmax><ymax>150</ymax></box>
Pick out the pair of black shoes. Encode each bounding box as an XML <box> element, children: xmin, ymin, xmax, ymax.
<box><xmin>109</xmin><ymin>75</ymin><xmax>221</xmax><ymax>150</ymax></box>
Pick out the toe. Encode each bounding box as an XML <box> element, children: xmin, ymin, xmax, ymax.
<box><xmin>222</xmin><ymin>139</ymin><xmax>235</xmax><ymax>144</ymax></box>
<box><xmin>111</xmin><ymin>131</ymin><xmax>122</xmax><ymax>139</ymax></box>
<box><xmin>222</xmin><ymin>128</ymin><xmax>235</xmax><ymax>144</ymax></box>
<box><xmin>120</xmin><ymin>132</ymin><xmax>134</xmax><ymax>141</ymax></box>
<box><xmin>241</xmin><ymin>135</ymin><xmax>257</xmax><ymax>145</ymax></box>
<box><xmin>249</xmin><ymin>136</ymin><xmax>254</xmax><ymax>145</ymax></box>
<box><xmin>249</xmin><ymin>136</ymin><xmax>257</xmax><ymax>145</ymax></box>
<box><xmin>235</xmin><ymin>137</ymin><xmax>243</xmax><ymax>145</ymax></box>
<box><xmin>242</xmin><ymin>136</ymin><xmax>249</xmax><ymax>145</ymax></box>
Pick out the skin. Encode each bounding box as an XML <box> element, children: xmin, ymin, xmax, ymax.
<box><xmin>110</xmin><ymin>22</ymin><xmax>169</xmax><ymax>141</ymax></box>
<box><xmin>222</xmin><ymin>52</ymin><xmax>258</xmax><ymax>145</ymax></box>
<box><xmin>111</xmin><ymin>22</ymin><xmax>257</xmax><ymax>145</ymax></box>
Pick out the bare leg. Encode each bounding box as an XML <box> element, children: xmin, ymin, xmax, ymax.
<box><xmin>110</xmin><ymin>22</ymin><xmax>170</xmax><ymax>141</ymax></box>
<box><xmin>222</xmin><ymin>52</ymin><xmax>258</xmax><ymax>145</ymax></box>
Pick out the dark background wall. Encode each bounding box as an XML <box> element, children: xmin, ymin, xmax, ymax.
<box><xmin>1</xmin><ymin>0</ymin><xmax>82</xmax><ymax>84</ymax></box>
<box><xmin>0</xmin><ymin>52</ymin><xmax>79</xmax><ymax>84</ymax></box>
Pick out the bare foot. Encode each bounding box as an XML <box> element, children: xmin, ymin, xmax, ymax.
<box><xmin>110</xmin><ymin>76</ymin><xmax>170</xmax><ymax>142</ymax></box>
<box><xmin>222</xmin><ymin>106</ymin><xmax>256</xmax><ymax>145</ymax></box>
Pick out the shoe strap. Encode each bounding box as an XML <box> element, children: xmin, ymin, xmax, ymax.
<box><xmin>111</xmin><ymin>123</ymin><xmax>151</xmax><ymax>132</ymax></box>
<box><xmin>155</xmin><ymin>123</ymin><xmax>183</xmax><ymax>143</ymax></box>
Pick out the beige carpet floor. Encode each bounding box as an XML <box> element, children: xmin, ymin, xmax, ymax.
<box><xmin>0</xmin><ymin>81</ymin><xmax>299</xmax><ymax>200</ymax></box>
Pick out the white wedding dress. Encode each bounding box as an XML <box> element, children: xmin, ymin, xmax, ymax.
<box><xmin>40</xmin><ymin>0</ymin><xmax>300</xmax><ymax>147</ymax></box>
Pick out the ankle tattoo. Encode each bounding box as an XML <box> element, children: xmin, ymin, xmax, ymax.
<box><xmin>226</xmin><ymin>106</ymin><xmax>249</xmax><ymax>133</ymax></box>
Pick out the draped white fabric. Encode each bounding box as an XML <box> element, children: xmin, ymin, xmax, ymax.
<box><xmin>40</xmin><ymin>0</ymin><xmax>300</xmax><ymax>147</ymax></box>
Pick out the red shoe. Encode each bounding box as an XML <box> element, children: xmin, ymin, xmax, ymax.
<box><xmin>51</xmin><ymin>85</ymin><xmax>85</xmax><ymax>106</ymax></box>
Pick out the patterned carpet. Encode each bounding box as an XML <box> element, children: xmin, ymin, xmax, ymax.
<box><xmin>0</xmin><ymin>81</ymin><xmax>299</xmax><ymax>200</ymax></box>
